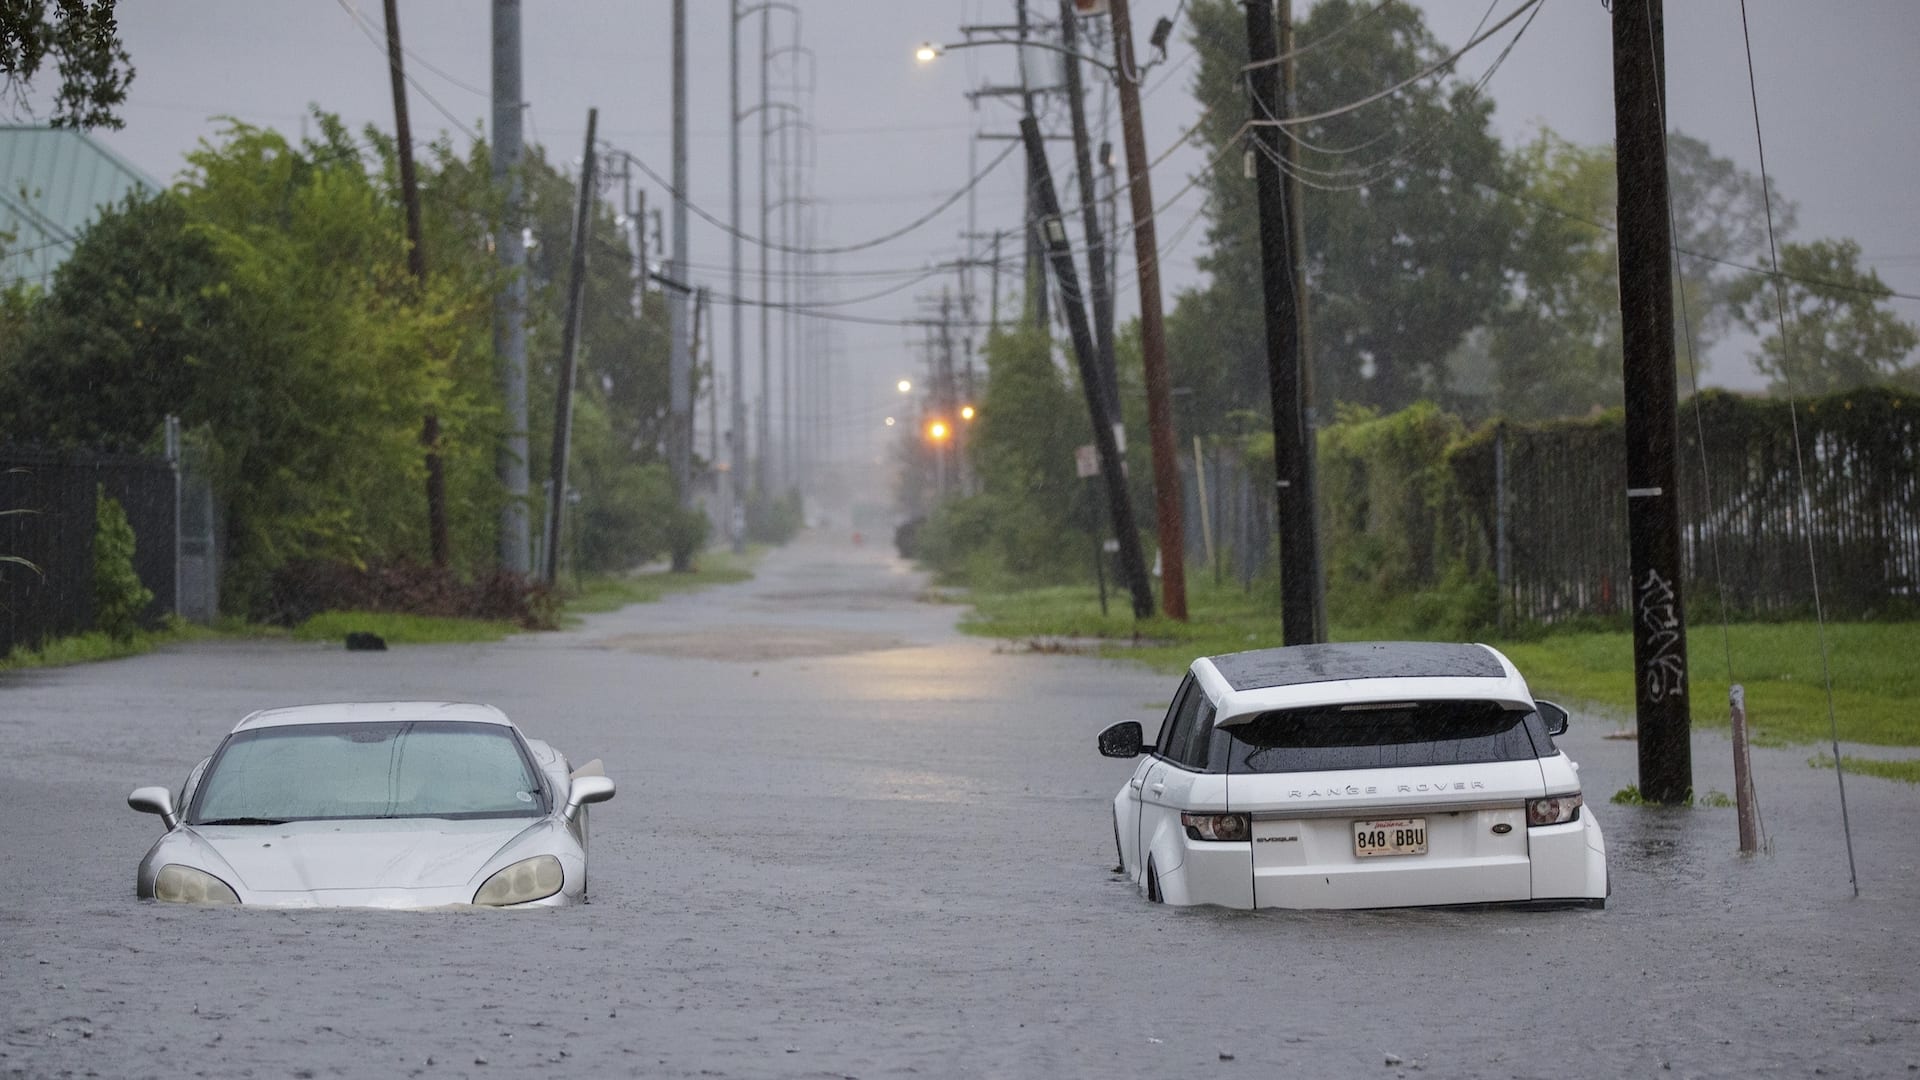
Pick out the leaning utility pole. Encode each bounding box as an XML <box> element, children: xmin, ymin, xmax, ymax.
<box><xmin>542</xmin><ymin>109</ymin><xmax>598</xmax><ymax>584</ymax></box>
<box><xmin>1280</xmin><ymin>0</ymin><xmax>1323</xmax><ymax>641</ymax></box>
<box><xmin>1023</xmin><ymin>115</ymin><xmax>1154</xmax><ymax>619</ymax></box>
<box><xmin>382</xmin><ymin>0</ymin><xmax>449</xmax><ymax>568</ymax></box>
<box><xmin>1109</xmin><ymin>0</ymin><xmax>1186</xmax><ymax>620</ymax></box>
<box><xmin>1612</xmin><ymin>0</ymin><xmax>1691</xmax><ymax>803</ymax></box>
<box><xmin>1058</xmin><ymin>0</ymin><xmax>1118</xmax><ymax>422</ymax></box>
<box><xmin>668</xmin><ymin>0</ymin><xmax>694</xmax><ymax>541</ymax></box>
<box><xmin>491</xmin><ymin>0</ymin><xmax>530</xmax><ymax>574</ymax></box>
<box><xmin>1246</xmin><ymin>0</ymin><xmax>1322</xmax><ymax>644</ymax></box>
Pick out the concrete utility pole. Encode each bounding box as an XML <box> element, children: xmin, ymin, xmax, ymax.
<box><xmin>1058</xmin><ymin>0</ymin><xmax>1118</xmax><ymax>422</ymax></box>
<box><xmin>1108</xmin><ymin>0</ymin><xmax>1186</xmax><ymax>620</ymax></box>
<box><xmin>728</xmin><ymin>1</ymin><xmax>747</xmax><ymax>553</ymax></box>
<box><xmin>1612</xmin><ymin>0</ymin><xmax>1692</xmax><ymax>803</ymax></box>
<box><xmin>543</xmin><ymin>108</ymin><xmax>598</xmax><ymax>585</ymax></box>
<box><xmin>382</xmin><ymin>0</ymin><xmax>449</xmax><ymax>569</ymax></box>
<box><xmin>1246</xmin><ymin>0</ymin><xmax>1322</xmax><ymax>644</ymax></box>
<box><xmin>491</xmin><ymin>0</ymin><xmax>530</xmax><ymax>574</ymax></box>
<box><xmin>1022</xmin><ymin>115</ymin><xmax>1155</xmax><ymax>619</ymax></box>
<box><xmin>668</xmin><ymin>0</ymin><xmax>693</xmax><ymax>546</ymax></box>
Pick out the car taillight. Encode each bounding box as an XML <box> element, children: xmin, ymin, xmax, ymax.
<box><xmin>1182</xmin><ymin>812</ymin><xmax>1250</xmax><ymax>842</ymax></box>
<box><xmin>1527</xmin><ymin>792</ymin><xmax>1583</xmax><ymax>826</ymax></box>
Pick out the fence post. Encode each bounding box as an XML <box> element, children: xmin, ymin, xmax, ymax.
<box><xmin>1730</xmin><ymin>684</ymin><xmax>1759</xmax><ymax>854</ymax></box>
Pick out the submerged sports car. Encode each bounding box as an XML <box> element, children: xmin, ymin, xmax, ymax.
<box><xmin>128</xmin><ymin>702</ymin><xmax>614</xmax><ymax>908</ymax></box>
<box><xmin>1099</xmin><ymin>642</ymin><xmax>1607</xmax><ymax>910</ymax></box>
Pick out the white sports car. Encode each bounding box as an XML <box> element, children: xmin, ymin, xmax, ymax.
<box><xmin>1099</xmin><ymin>641</ymin><xmax>1607</xmax><ymax>910</ymax></box>
<box><xmin>128</xmin><ymin>702</ymin><xmax>614</xmax><ymax>908</ymax></box>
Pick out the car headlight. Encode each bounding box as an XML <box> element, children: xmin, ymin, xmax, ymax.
<box><xmin>154</xmin><ymin>864</ymin><xmax>240</xmax><ymax>904</ymax></box>
<box><xmin>473</xmin><ymin>855</ymin><xmax>563</xmax><ymax>906</ymax></box>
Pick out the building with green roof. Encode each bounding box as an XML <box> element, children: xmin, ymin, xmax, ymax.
<box><xmin>0</xmin><ymin>125</ymin><xmax>158</xmax><ymax>291</ymax></box>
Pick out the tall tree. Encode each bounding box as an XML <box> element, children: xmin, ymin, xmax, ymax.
<box><xmin>1730</xmin><ymin>238</ymin><xmax>1918</xmax><ymax>395</ymax></box>
<box><xmin>1174</xmin><ymin>0</ymin><xmax>1518</xmax><ymax>417</ymax></box>
<box><xmin>0</xmin><ymin>0</ymin><xmax>131</xmax><ymax>129</ymax></box>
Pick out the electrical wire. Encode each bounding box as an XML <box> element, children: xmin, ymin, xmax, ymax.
<box><xmin>1737</xmin><ymin>0</ymin><xmax>1852</xmax><ymax>894</ymax></box>
<box><xmin>616</xmin><ymin>140</ymin><xmax>1019</xmax><ymax>257</ymax></box>
<box><xmin>334</xmin><ymin>0</ymin><xmax>482</xmax><ymax>141</ymax></box>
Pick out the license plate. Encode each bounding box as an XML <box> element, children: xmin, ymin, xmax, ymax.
<box><xmin>1353</xmin><ymin>818</ymin><xmax>1427</xmax><ymax>858</ymax></box>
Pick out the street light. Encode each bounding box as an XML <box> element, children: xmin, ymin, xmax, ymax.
<box><xmin>960</xmin><ymin>405</ymin><xmax>976</xmax><ymax>421</ymax></box>
<box><xmin>897</xmin><ymin>379</ymin><xmax>913</xmax><ymax>394</ymax></box>
<box><xmin>927</xmin><ymin>420</ymin><xmax>950</xmax><ymax>442</ymax></box>
<box><xmin>913</xmin><ymin>37</ymin><xmax>1118</xmax><ymax>78</ymax></box>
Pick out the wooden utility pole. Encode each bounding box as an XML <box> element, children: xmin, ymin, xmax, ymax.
<box><xmin>1612</xmin><ymin>0</ymin><xmax>1692</xmax><ymax>803</ymax></box>
<box><xmin>1109</xmin><ymin>0</ymin><xmax>1187</xmax><ymax>620</ymax></box>
<box><xmin>1246</xmin><ymin>0</ymin><xmax>1322</xmax><ymax>644</ymax></box>
<box><xmin>491</xmin><ymin>0</ymin><xmax>531</xmax><ymax>574</ymax></box>
<box><xmin>382</xmin><ymin>0</ymin><xmax>449</xmax><ymax>568</ymax></box>
<box><xmin>1022</xmin><ymin>116</ymin><xmax>1154</xmax><ymax>619</ymax></box>
<box><xmin>542</xmin><ymin>108</ymin><xmax>598</xmax><ymax>585</ymax></box>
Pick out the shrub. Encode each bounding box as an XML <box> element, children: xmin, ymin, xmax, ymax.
<box><xmin>261</xmin><ymin>559</ymin><xmax>558</xmax><ymax>630</ymax></box>
<box><xmin>93</xmin><ymin>486</ymin><xmax>153</xmax><ymax>643</ymax></box>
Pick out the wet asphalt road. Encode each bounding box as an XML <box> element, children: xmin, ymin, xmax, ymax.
<box><xmin>3</xmin><ymin>533</ymin><xmax>1917</xmax><ymax>1080</ymax></box>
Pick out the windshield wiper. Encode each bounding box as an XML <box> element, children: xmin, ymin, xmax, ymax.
<box><xmin>197</xmin><ymin>817</ymin><xmax>290</xmax><ymax>826</ymax></box>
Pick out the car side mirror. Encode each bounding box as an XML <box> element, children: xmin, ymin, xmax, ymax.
<box><xmin>1535</xmin><ymin>700</ymin><xmax>1571</xmax><ymax>737</ymax></box>
<box><xmin>1098</xmin><ymin>721</ymin><xmax>1146</xmax><ymax>758</ymax></box>
<box><xmin>129</xmin><ymin>786</ymin><xmax>179</xmax><ymax>830</ymax></box>
<box><xmin>564</xmin><ymin>775</ymin><xmax>615</xmax><ymax>822</ymax></box>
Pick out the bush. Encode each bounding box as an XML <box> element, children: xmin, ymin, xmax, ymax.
<box><xmin>745</xmin><ymin>489</ymin><xmax>803</xmax><ymax>544</ymax></box>
<box><xmin>666</xmin><ymin>503</ymin><xmax>711</xmax><ymax>571</ymax></box>
<box><xmin>261</xmin><ymin>559</ymin><xmax>558</xmax><ymax>630</ymax></box>
<box><xmin>93</xmin><ymin>486</ymin><xmax>153</xmax><ymax>643</ymax></box>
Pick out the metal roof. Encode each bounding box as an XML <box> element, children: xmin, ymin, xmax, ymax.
<box><xmin>0</xmin><ymin>126</ymin><xmax>157</xmax><ymax>289</ymax></box>
<box><xmin>232</xmin><ymin>702</ymin><xmax>515</xmax><ymax>732</ymax></box>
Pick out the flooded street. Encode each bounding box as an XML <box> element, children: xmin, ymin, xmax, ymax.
<box><xmin>3</xmin><ymin>533</ymin><xmax>1916</xmax><ymax>1079</ymax></box>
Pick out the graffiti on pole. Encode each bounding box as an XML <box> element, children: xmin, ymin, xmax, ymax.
<box><xmin>1636</xmin><ymin>567</ymin><xmax>1686</xmax><ymax>701</ymax></box>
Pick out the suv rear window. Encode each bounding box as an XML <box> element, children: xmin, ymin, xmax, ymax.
<box><xmin>1223</xmin><ymin>701</ymin><xmax>1546</xmax><ymax>774</ymax></box>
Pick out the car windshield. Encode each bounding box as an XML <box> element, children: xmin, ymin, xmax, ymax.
<box><xmin>1224</xmin><ymin>700</ymin><xmax>1543</xmax><ymax>774</ymax></box>
<box><xmin>189</xmin><ymin>720</ymin><xmax>544</xmax><ymax>824</ymax></box>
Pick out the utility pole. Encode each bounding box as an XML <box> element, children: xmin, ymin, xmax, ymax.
<box><xmin>694</xmin><ymin>286</ymin><xmax>713</xmax><ymax>470</ymax></box>
<box><xmin>543</xmin><ymin>108</ymin><xmax>598</xmax><ymax>585</ymax></box>
<box><xmin>1109</xmin><ymin>0</ymin><xmax>1187</xmax><ymax>620</ymax></box>
<box><xmin>1058</xmin><ymin>0</ymin><xmax>1118</xmax><ymax>421</ymax></box>
<box><xmin>1612</xmin><ymin>0</ymin><xmax>1691</xmax><ymax>803</ymax></box>
<box><xmin>1246</xmin><ymin>0</ymin><xmax>1321</xmax><ymax>644</ymax></box>
<box><xmin>1023</xmin><ymin>115</ymin><xmax>1154</xmax><ymax>619</ymax></box>
<box><xmin>1279</xmin><ymin>0</ymin><xmax>1322</xmax><ymax>641</ymax></box>
<box><xmin>382</xmin><ymin>0</ymin><xmax>449</xmax><ymax>569</ymax></box>
<box><xmin>727</xmin><ymin>1</ymin><xmax>747</xmax><ymax>553</ymax></box>
<box><xmin>1016</xmin><ymin>0</ymin><xmax>1048</xmax><ymax>333</ymax></box>
<box><xmin>491</xmin><ymin>0</ymin><xmax>530</xmax><ymax>574</ymax></box>
<box><xmin>668</xmin><ymin>0</ymin><xmax>694</xmax><ymax>552</ymax></box>
<box><xmin>757</xmin><ymin>5</ymin><xmax>772</xmax><ymax>498</ymax></box>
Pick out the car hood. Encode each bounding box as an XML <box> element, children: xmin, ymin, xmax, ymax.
<box><xmin>188</xmin><ymin>817</ymin><xmax>540</xmax><ymax>893</ymax></box>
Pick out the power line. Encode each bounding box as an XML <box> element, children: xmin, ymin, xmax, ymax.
<box><xmin>334</xmin><ymin>0</ymin><xmax>481</xmax><ymax>141</ymax></box>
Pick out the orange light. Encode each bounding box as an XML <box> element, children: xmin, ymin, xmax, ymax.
<box><xmin>960</xmin><ymin>405</ymin><xmax>976</xmax><ymax>420</ymax></box>
<box><xmin>927</xmin><ymin>420</ymin><xmax>950</xmax><ymax>441</ymax></box>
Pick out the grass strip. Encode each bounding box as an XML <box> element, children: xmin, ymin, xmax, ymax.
<box><xmin>1</xmin><ymin>618</ymin><xmax>223</xmax><ymax>671</ymax></box>
<box><xmin>1810</xmin><ymin>752</ymin><xmax>1920</xmax><ymax>784</ymax></box>
<box><xmin>561</xmin><ymin>548</ymin><xmax>758</xmax><ymax>616</ymax></box>
<box><xmin>955</xmin><ymin>578</ymin><xmax>1920</xmax><ymax>749</ymax></box>
<box><xmin>292</xmin><ymin>611</ymin><xmax>519</xmax><ymax>645</ymax></box>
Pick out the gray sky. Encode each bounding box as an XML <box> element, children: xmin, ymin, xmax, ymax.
<box><xmin>90</xmin><ymin>1</ymin><xmax>1920</xmax><ymax>471</ymax></box>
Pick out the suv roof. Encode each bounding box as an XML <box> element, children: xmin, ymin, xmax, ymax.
<box><xmin>1194</xmin><ymin>642</ymin><xmax>1536</xmax><ymax>725</ymax></box>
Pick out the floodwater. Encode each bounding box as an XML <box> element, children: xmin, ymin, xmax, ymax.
<box><xmin>3</xmin><ymin>534</ymin><xmax>1916</xmax><ymax>1079</ymax></box>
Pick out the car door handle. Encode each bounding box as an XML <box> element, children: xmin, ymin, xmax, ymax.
<box><xmin>1150</xmin><ymin>782</ymin><xmax>1166</xmax><ymax>795</ymax></box>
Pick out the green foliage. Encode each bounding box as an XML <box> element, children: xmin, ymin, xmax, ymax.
<box><xmin>911</xmin><ymin>325</ymin><xmax>1098</xmax><ymax>586</ymax></box>
<box><xmin>1730</xmin><ymin>238</ymin><xmax>1919</xmax><ymax>394</ymax></box>
<box><xmin>562</xmin><ymin>548</ymin><xmax>755</xmax><ymax>615</ymax></box>
<box><xmin>745</xmin><ymin>489</ymin><xmax>803</xmax><ymax>545</ymax></box>
<box><xmin>0</xmin><ymin>0</ymin><xmax>132</xmax><ymax>129</ymax></box>
<box><xmin>91</xmin><ymin>485</ymin><xmax>150</xmax><ymax>643</ymax></box>
<box><xmin>1177</xmin><ymin>0</ymin><xmax>1517</xmax><ymax>418</ymax></box>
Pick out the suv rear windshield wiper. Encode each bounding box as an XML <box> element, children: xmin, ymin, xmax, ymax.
<box><xmin>197</xmin><ymin>817</ymin><xmax>290</xmax><ymax>825</ymax></box>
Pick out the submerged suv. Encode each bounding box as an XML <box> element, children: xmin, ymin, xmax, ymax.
<box><xmin>1098</xmin><ymin>641</ymin><xmax>1608</xmax><ymax>910</ymax></box>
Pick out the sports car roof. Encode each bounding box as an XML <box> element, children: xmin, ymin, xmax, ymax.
<box><xmin>231</xmin><ymin>701</ymin><xmax>514</xmax><ymax>732</ymax></box>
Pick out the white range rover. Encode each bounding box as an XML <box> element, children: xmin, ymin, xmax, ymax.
<box><xmin>1099</xmin><ymin>641</ymin><xmax>1608</xmax><ymax>910</ymax></box>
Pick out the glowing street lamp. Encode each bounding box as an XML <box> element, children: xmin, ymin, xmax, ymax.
<box><xmin>896</xmin><ymin>379</ymin><xmax>913</xmax><ymax>394</ymax></box>
<box><xmin>960</xmin><ymin>405</ymin><xmax>976</xmax><ymax>421</ymax></box>
<box><xmin>927</xmin><ymin>420</ymin><xmax>950</xmax><ymax>442</ymax></box>
<box><xmin>884</xmin><ymin>416</ymin><xmax>897</xmax><ymax>427</ymax></box>
<box><xmin>914</xmin><ymin>42</ymin><xmax>940</xmax><ymax>63</ymax></box>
